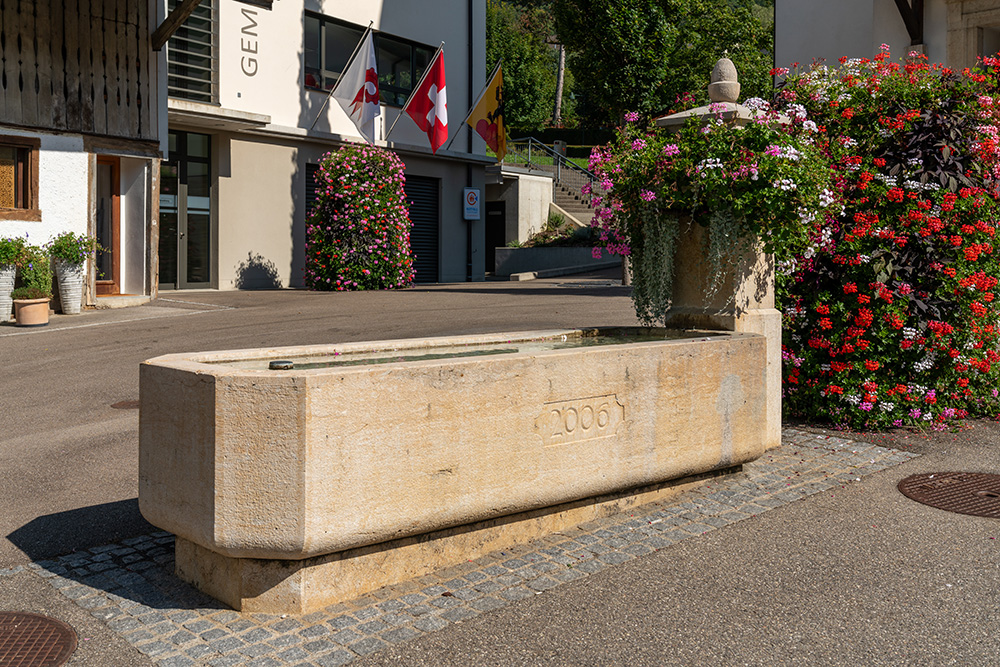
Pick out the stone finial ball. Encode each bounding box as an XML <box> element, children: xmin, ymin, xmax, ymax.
<box><xmin>708</xmin><ymin>57</ymin><xmax>740</xmax><ymax>103</ymax></box>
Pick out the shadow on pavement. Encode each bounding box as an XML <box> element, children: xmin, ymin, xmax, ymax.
<box><xmin>8</xmin><ymin>499</ymin><xmax>156</xmax><ymax>562</ymax></box>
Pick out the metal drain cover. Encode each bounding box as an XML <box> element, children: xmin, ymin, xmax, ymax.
<box><xmin>898</xmin><ymin>472</ymin><xmax>1000</xmax><ymax>518</ymax></box>
<box><xmin>0</xmin><ymin>612</ymin><xmax>77</xmax><ymax>666</ymax></box>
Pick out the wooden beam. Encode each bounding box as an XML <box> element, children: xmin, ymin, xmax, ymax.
<box><xmin>151</xmin><ymin>0</ymin><xmax>203</xmax><ymax>51</ymax></box>
<box><xmin>893</xmin><ymin>0</ymin><xmax>924</xmax><ymax>46</ymax></box>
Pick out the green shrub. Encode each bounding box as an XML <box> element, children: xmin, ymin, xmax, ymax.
<box><xmin>48</xmin><ymin>232</ymin><xmax>97</xmax><ymax>265</ymax></box>
<box><xmin>0</xmin><ymin>236</ymin><xmax>27</xmax><ymax>266</ymax></box>
<box><xmin>14</xmin><ymin>245</ymin><xmax>52</xmax><ymax>298</ymax></box>
<box><xmin>776</xmin><ymin>49</ymin><xmax>1000</xmax><ymax>428</ymax></box>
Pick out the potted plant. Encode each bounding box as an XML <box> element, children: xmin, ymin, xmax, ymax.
<box><xmin>0</xmin><ymin>235</ymin><xmax>27</xmax><ymax>323</ymax></box>
<box><xmin>47</xmin><ymin>232</ymin><xmax>96</xmax><ymax>315</ymax></box>
<box><xmin>12</xmin><ymin>244</ymin><xmax>53</xmax><ymax>327</ymax></box>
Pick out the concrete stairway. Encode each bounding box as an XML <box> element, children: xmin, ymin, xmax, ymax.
<box><xmin>533</xmin><ymin>163</ymin><xmax>596</xmax><ymax>226</ymax></box>
<box><xmin>554</xmin><ymin>182</ymin><xmax>595</xmax><ymax>226</ymax></box>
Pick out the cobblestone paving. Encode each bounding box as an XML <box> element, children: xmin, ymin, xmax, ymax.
<box><xmin>7</xmin><ymin>429</ymin><xmax>918</xmax><ymax>666</ymax></box>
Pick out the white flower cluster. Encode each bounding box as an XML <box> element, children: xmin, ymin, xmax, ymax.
<box><xmin>744</xmin><ymin>97</ymin><xmax>770</xmax><ymax>112</ymax></box>
<box><xmin>911</xmin><ymin>384</ymin><xmax>928</xmax><ymax>395</ymax></box>
<box><xmin>819</xmin><ymin>188</ymin><xmax>836</xmax><ymax>207</ymax></box>
<box><xmin>778</xmin><ymin>258</ymin><xmax>799</xmax><ymax>275</ymax></box>
<box><xmin>913</xmin><ymin>355</ymin><xmax>936</xmax><ymax>372</ymax></box>
<box><xmin>874</xmin><ymin>173</ymin><xmax>898</xmax><ymax>187</ymax></box>
<box><xmin>857</xmin><ymin>254</ymin><xmax>871</xmax><ymax>263</ymax></box>
<box><xmin>774</xmin><ymin>178</ymin><xmax>798</xmax><ymax>191</ymax></box>
<box><xmin>803</xmin><ymin>120</ymin><xmax>818</xmax><ymax>133</ymax></box>
<box><xmin>820</xmin><ymin>363</ymin><xmax>831</xmax><ymax>371</ymax></box>
<box><xmin>772</xmin><ymin>146</ymin><xmax>804</xmax><ymax>161</ymax></box>
<box><xmin>841</xmin><ymin>137</ymin><xmax>858</xmax><ymax>148</ymax></box>
<box><xmin>923</xmin><ymin>412</ymin><xmax>934</xmax><ymax>421</ymax></box>
<box><xmin>903</xmin><ymin>179</ymin><xmax>940</xmax><ymax>192</ymax></box>
<box><xmin>902</xmin><ymin>327</ymin><xmax>919</xmax><ymax>340</ymax></box>
<box><xmin>844</xmin><ymin>394</ymin><xmax>861</xmax><ymax>405</ymax></box>
<box><xmin>879</xmin><ymin>402</ymin><xmax>896</xmax><ymax>412</ymax></box>
<box><xmin>786</xmin><ymin>104</ymin><xmax>808</xmax><ymax>121</ymax></box>
<box><xmin>697</xmin><ymin>158</ymin><xmax>724</xmax><ymax>174</ymax></box>
<box><xmin>798</xmin><ymin>207</ymin><xmax>817</xmax><ymax>225</ymax></box>
<box><xmin>785</xmin><ymin>304</ymin><xmax>806</xmax><ymax>320</ymax></box>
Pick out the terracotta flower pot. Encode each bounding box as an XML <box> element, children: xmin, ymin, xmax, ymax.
<box><xmin>13</xmin><ymin>297</ymin><xmax>50</xmax><ymax>327</ymax></box>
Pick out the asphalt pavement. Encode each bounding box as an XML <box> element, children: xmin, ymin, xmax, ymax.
<box><xmin>3</xmin><ymin>270</ymin><xmax>1000</xmax><ymax>666</ymax></box>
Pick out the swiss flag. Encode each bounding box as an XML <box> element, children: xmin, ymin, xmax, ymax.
<box><xmin>404</xmin><ymin>49</ymin><xmax>447</xmax><ymax>153</ymax></box>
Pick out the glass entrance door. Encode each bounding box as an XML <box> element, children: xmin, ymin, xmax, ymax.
<box><xmin>159</xmin><ymin>131</ymin><xmax>212</xmax><ymax>289</ymax></box>
<box><xmin>95</xmin><ymin>157</ymin><xmax>121</xmax><ymax>294</ymax></box>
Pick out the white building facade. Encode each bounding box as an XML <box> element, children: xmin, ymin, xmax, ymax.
<box><xmin>162</xmin><ymin>0</ymin><xmax>489</xmax><ymax>290</ymax></box>
<box><xmin>776</xmin><ymin>0</ymin><xmax>1000</xmax><ymax>70</ymax></box>
<box><xmin>0</xmin><ymin>0</ymin><xmax>163</xmax><ymax>306</ymax></box>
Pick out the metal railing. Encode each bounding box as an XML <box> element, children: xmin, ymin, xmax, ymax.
<box><xmin>505</xmin><ymin>138</ymin><xmax>602</xmax><ymax>206</ymax></box>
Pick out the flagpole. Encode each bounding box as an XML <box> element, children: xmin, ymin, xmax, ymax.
<box><xmin>444</xmin><ymin>60</ymin><xmax>501</xmax><ymax>151</ymax></box>
<box><xmin>308</xmin><ymin>21</ymin><xmax>374</xmax><ymax>131</ymax></box>
<box><xmin>384</xmin><ymin>42</ymin><xmax>445</xmax><ymax>140</ymax></box>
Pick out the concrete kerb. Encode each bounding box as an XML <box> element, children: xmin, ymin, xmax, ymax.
<box><xmin>508</xmin><ymin>261</ymin><xmax>621</xmax><ymax>281</ymax></box>
<box><xmin>12</xmin><ymin>429</ymin><xmax>918</xmax><ymax>667</ymax></box>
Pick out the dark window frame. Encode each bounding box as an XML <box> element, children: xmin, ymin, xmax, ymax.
<box><xmin>0</xmin><ymin>135</ymin><xmax>41</xmax><ymax>222</ymax></box>
<box><xmin>304</xmin><ymin>13</ymin><xmax>435</xmax><ymax>108</ymax></box>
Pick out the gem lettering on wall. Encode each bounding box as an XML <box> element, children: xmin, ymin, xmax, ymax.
<box><xmin>534</xmin><ymin>395</ymin><xmax>625</xmax><ymax>448</ymax></box>
<box><xmin>241</xmin><ymin>7</ymin><xmax>259</xmax><ymax>76</ymax></box>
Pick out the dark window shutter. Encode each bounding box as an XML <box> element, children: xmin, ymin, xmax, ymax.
<box><xmin>404</xmin><ymin>175</ymin><xmax>439</xmax><ymax>283</ymax></box>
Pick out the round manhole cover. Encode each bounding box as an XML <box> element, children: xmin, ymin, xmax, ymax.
<box><xmin>898</xmin><ymin>472</ymin><xmax>1000</xmax><ymax>518</ymax></box>
<box><xmin>0</xmin><ymin>612</ymin><xmax>77</xmax><ymax>666</ymax></box>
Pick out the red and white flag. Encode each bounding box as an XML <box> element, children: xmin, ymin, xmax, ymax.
<box><xmin>332</xmin><ymin>30</ymin><xmax>380</xmax><ymax>143</ymax></box>
<box><xmin>404</xmin><ymin>49</ymin><xmax>447</xmax><ymax>153</ymax></box>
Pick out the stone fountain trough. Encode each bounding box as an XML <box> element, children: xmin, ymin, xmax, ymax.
<box><xmin>138</xmin><ymin>59</ymin><xmax>782</xmax><ymax>614</ymax></box>
<box><xmin>139</xmin><ymin>327</ymin><xmax>769</xmax><ymax>613</ymax></box>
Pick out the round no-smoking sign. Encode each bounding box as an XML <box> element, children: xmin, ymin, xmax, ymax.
<box><xmin>463</xmin><ymin>187</ymin><xmax>481</xmax><ymax>220</ymax></box>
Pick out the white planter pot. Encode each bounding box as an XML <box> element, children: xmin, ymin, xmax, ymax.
<box><xmin>0</xmin><ymin>264</ymin><xmax>14</xmax><ymax>322</ymax></box>
<box><xmin>54</xmin><ymin>260</ymin><xmax>85</xmax><ymax>315</ymax></box>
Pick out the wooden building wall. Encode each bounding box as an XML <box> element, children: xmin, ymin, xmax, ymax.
<box><xmin>0</xmin><ymin>0</ymin><xmax>157</xmax><ymax>142</ymax></box>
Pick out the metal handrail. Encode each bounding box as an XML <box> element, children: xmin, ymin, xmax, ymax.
<box><xmin>504</xmin><ymin>137</ymin><xmax>602</xmax><ymax>206</ymax></box>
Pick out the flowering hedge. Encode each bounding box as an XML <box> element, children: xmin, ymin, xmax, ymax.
<box><xmin>305</xmin><ymin>144</ymin><xmax>414</xmax><ymax>291</ymax></box>
<box><xmin>776</xmin><ymin>48</ymin><xmax>1000</xmax><ymax>428</ymax></box>
<box><xmin>587</xmin><ymin>106</ymin><xmax>833</xmax><ymax>325</ymax></box>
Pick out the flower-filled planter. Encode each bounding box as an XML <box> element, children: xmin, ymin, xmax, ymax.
<box><xmin>0</xmin><ymin>236</ymin><xmax>26</xmax><ymax>323</ymax></box>
<box><xmin>47</xmin><ymin>232</ymin><xmax>97</xmax><ymax>314</ymax></box>
<box><xmin>11</xmin><ymin>244</ymin><xmax>52</xmax><ymax>327</ymax></box>
<box><xmin>588</xmin><ymin>100</ymin><xmax>833</xmax><ymax>325</ymax></box>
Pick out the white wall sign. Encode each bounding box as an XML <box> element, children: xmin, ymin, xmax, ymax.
<box><xmin>463</xmin><ymin>187</ymin><xmax>481</xmax><ymax>221</ymax></box>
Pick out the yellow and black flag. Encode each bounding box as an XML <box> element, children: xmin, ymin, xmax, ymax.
<box><xmin>465</xmin><ymin>62</ymin><xmax>505</xmax><ymax>161</ymax></box>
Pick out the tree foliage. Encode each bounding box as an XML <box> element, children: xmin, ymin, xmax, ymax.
<box><xmin>486</xmin><ymin>0</ymin><xmax>557</xmax><ymax>133</ymax></box>
<box><xmin>553</xmin><ymin>0</ymin><xmax>774</xmax><ymax>125</ymax></box>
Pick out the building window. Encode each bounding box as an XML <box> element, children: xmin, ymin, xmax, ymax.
<box><xmin>167</xmin><ymin>0</ymin><xmax>218</xmax><ymax>104</ymax></box>
<box><xmin>304</xmin><ymin>13</ymin><xmax>434</xmax><ymax>107</ymax></box>
<box><xmin>0</xmin><ymin>137</ymin><xmax>40</xmax><ymax>221</ymax></box>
